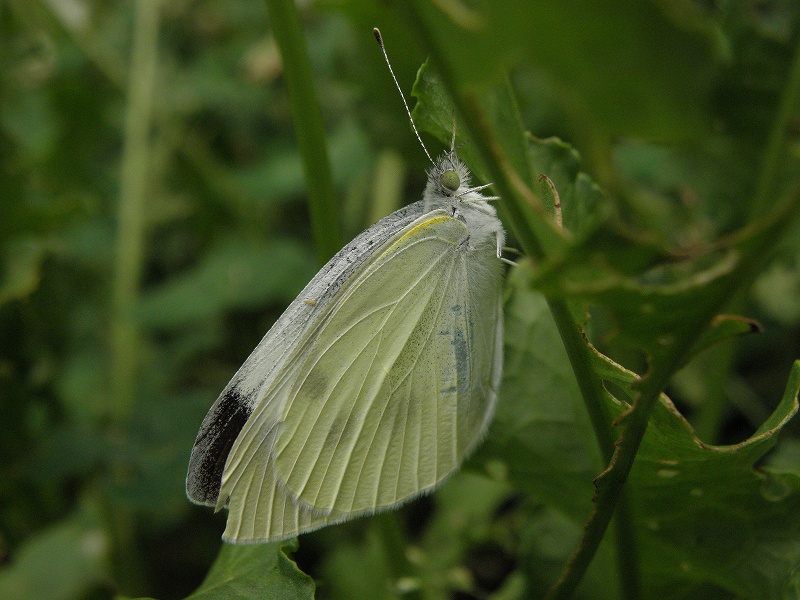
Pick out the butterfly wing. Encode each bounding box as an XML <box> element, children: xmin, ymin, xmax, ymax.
<box><xmin>186</xmin><ymin>201</ymin><xmax>427</xmax><ymax>508</ymax></box>
<box><xmin>218</xmin><ymin>210</ymin><xmax>504</xmax><ymax>542</ymax></box>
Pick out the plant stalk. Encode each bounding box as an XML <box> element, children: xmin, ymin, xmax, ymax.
<box><xmin>265</xmin><ymin>0</ymin><xmax>341</xmax><ymax>264</ymax></box>
<box><xmin>111</xmin><ymin>0</ymin><xmax>160</xmax><ymax>419</ymax></box>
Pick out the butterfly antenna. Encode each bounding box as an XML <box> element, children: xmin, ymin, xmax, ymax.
<box><xmin>373</xmin><ymin>28</ymin><xmax>433</xmax><ymax>164</ymax></box>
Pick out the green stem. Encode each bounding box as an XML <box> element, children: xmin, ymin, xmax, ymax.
<box><xmin>265</xmin><ymin>0</ymin><xmax>341</xmax><ymax>264</ymax></box>
<box><xmin>547</xmin><ymin>303</ymin><xmax>640</xmax><ymax>599</ymax></box>
<box><xmin>751</xmin><ymin>34</ymin><xmax>800</xmax><ymax>217</ymax></box>
<box><xmin>108</xmin><ymin>1</ymin><xmax>161</xmax><ymax>592</ymax></box>
<box><xmin>111</xmin><ymin>0</ymin><xmax>160</xmax><ymax>420</ymax></box>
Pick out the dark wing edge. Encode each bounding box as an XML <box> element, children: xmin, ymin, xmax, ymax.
<box><xmin>186</xmin><ymin>385</ymin><xmax>253</xmax><ymax>506</ymax></box>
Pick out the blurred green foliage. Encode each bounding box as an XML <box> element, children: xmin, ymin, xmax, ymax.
<box><xmin>2</xmin><ymin>1</ymin><xmax>800</xmax><ymax>599</ymax></box>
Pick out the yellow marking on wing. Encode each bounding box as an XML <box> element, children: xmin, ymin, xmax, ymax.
<box><xmin>377</xmin><ymin>214</ymin><xmax>459</xmax><ymax>261</ymax></box>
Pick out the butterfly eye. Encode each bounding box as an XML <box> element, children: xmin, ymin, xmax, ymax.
<box><xmin>440</xmin><ymin>170</ymin><xmax>460</xmax><ymax>192</ymax></box>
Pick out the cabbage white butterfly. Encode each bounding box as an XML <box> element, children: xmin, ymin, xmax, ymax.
<box><xmin>186</xmin><ymin>30</ymin><xmax>506</xmax><ymax>543</ymax></box>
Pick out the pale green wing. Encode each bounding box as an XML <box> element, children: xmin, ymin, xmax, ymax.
<box><xmin>186</xmin><ymin>201</ymin><xmax>428</xmax><ymax>510</ymax></box>
<box><xmin>219</xmin><ymin>211</ymin><xmax>504</xmax><ymax>541</ymax></box>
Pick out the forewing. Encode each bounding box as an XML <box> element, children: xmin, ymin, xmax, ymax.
<box><xmin>213</xmin><ymin>211</ymin><xmax>504</xmax><ymax>542</ymax></box>
<box><xmin>186</xmin><ymin>201</ymin><xmax>426</xmax><ymax>507</ymax></box>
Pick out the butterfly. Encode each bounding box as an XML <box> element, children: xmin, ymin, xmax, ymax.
<box><xmin>186</xmin><ymin>29</ymin><xmax>506</xmax><ymax>543</ymax></box>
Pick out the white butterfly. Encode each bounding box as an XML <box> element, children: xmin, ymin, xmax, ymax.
<box><xmin>186</xmin><ymin>150</ymin><xmax>506</xmax><ymax>542</ymax></box>
<box><xmin>186</xmin><ymin>28</ymin><xmax>506</xmax><ymax>543</ymax></box>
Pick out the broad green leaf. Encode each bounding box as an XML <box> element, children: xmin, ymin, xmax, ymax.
<box><xmin>476</xmin><ymin>267</ymin><xmax>617</xmax><ymax>596</ymax></box>
<box><xmin>477</xmin><ymin>267</ymin><xmax>602</xmax><ymax>521</ymax></box>
<box><xmin>186</xmin><ymin>542</ymin><xmax>315</xmax><ymax>600</ymax></box>
<box><xmin>533</xmin><ymin>182</ymin><xmax>800</xmax><ymax>369</ymax></box>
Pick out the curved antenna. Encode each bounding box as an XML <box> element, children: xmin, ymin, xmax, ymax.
<box><xmin>373</xmin><ymin>28</ymin><xmax>433</xmax><ymax>164</ymax></box>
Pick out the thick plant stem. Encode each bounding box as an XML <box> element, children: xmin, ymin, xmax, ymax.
<box><xmin>547</xmin><ymin>303</ymin><xmax>639</xmax><ymax>599</ymax></box>
<box><xmin>751</xmin><ymin>34</ymin><xmax>800</xmax><ymax>218</ymax></box>
<box><xmin>108</xmin><ymin>0</ymin><xmax>161</xmax><ymax>592</ymax></box>
<box><xmin>266</xmin><ymin>0</ymin><xmax>341</xmax><ymax>265</ymax></box>
<box><xmin>111</xmin><ymin>0</ymin><xmax>160</xmax><ymax>420</ymax></box>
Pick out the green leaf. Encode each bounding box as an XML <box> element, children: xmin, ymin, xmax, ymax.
<box><xmin>186</xmin><ymin>541</ymin><xmax>315</xmax><ymax>599</ymax></box>
<box><xmin>533</xmin><ymin>184</ymin><xmax>800</xmax><ymax>370</ymax></box>
<box><xmin>526</xmin><ymin>136</ymin><xmax>606</xmax><ymax>235</ymax></box>
<box><xmin>596</xmin><ymin>353</ymin><xmax>800</xmax><ymax>599</ymax></box>
<box><xmin>478</xmin><ymin>266</ymin><xmax>602</xmax><ymax>521</ymax></box>
<box><xmin>683</xmin><ymin>313</ymin><xmax>761</xmax><ymax>364</ymax></box>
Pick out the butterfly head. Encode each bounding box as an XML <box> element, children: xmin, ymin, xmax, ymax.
<box><xmin>426</xmin><ymin>152</ymin><xmax>471</xmax><ymax>205</ymax></box>
<box><xmin>424</xmin><ymin>151</ymin><xmax>498</xmax><ymax>212</ymax></box>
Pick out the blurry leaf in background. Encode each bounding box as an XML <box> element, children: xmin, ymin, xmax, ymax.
<box><xmin>0</xmin><ymin>238</ymin><xmax>47</xmax><ymax>305</ymax></box>
<box><xmin>0</xmin><ymin>498</ymin><xmax>112</xmax><ymax>600</ymax></box>
<box><xmin>229</xmin><ymin>121</ymin><xmax>372</xmax><ymax>207</ymax></box>
<box><xmin>135</xmin><ymin>238</ymin><xmax>317</xmax><ymax>328</ymax></box>
<box><xmin>753</xmin><ymin>253</ymin><xmax>800</xmax><ymax>325</ymax></box>
<box><xmin>405</xmin><ymin>0</ymin><xmax>721</xmax><ymax>141</ymax></box>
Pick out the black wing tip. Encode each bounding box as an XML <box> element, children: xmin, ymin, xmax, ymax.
<box><xmin>185</xmin><ymin>387</ymin><xmax>253</xmax><ymax>507</ymax></box>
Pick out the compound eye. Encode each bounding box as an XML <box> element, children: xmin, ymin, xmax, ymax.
<box><xmin>439</xmin><ymin>170</ymin><xmax>460</xmax><ymax>192</ymax></box>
